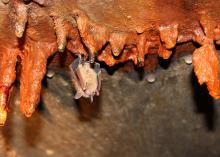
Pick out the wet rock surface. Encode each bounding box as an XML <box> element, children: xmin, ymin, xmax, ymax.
<box><xmin>1</xmin><ymin>59</ymin><xmax>220</xmax><ymax>157</ymax></box>
<box><xmin>1</xmin><ymin>0</ymin><xmax>220</xmax><ymax>122</ymax></box>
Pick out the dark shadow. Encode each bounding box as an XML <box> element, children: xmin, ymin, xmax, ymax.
<box><xmin>41</xmin><ymin>76</ymin><xmax>48</xmax><ymax>88</ymax></box>
<box><xmin>58</xmin><ymin>51</ymin><xmax>68</xmax><ymax>68</ymax></box>
<box><xmin>215</xmin><ymin>44</ymin><xmax>220</xmax><ymax>51</ymax></box>
<box><xmin>158</xmin><ymin>46</ymin><xmax>177</xmax><ymax>69</ymax></box>
<box><xmin>158</xmin><ymin>57</ymin><xmax>172</xmax><ymax>69</ymax></box>
<box><xmin>99</xmin><ymin>61</ymin><xmax>128</xmax><ymax>75</ymax></box>
<box><xmin>191</xmin><ymin>70</ymin><xmax>217</xmax><ymax>131</ymax></box>
<box><xmin>134</xmin><ymin>66</ymin><xmax>145</xmax><ymax>81</ymax></box>
<box><xmin>158</xmin><ymin>51</ymin><xmax>175</xmax><ymax>69</ymax></box>
<box><xmin>75</xmin><ymin>95</ymin><xmax>101</xmax><ymax>121</ymax></box>
<box><xmin>100</xmin><ymin>61</ymin><xmax>145</xmax><ymax>82</ymax></box>
<box><xmin>36</xmin><ymin>99</ymin><xmax>52</xmax><ymax>120</ymax></box>
<box><xmin>24</xmin><ymin>107</ymin><xmax>43</xmax><ymax>147</ymax></box>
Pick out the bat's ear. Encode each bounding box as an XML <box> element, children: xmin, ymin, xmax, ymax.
<box><xmin>94</xmin><ymin>63</ymin><xmax>102</xmax><ymax>92</ymax></box>
<box><xmin>70</xmin><ymin>57</ymin><xmax>81</xmax><ymax>71</ymax></box>
<box><xmin>94</xmin><ymin>62</ymin><xmax>101</xmax><ymax>73</ymax></box>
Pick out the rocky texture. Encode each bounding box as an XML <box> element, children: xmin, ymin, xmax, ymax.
<box><xmin>0</xmin><ymin>0</ymin><xmax>220</xmax><ymax>124</ymax></box>
<box><xmin>0</xmin><ymin>60</ymin><xmax>220</xmax><ymax>157</ymax></box>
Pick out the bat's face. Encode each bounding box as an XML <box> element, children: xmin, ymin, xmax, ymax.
<box><xmin>69</xmin><ymin>57</ymin><xmax>101</xmax><ymax>102</ymax></box>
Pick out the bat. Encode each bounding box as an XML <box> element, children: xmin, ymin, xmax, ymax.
<box><xmin>69</xmin><ymin>56</ymin><xmax>101</xmax><ymax>102</ymax></box>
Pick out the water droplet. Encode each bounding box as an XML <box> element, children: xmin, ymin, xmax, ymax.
<box><xmin>183</xmin><ymin>55</ymin><xmax>192</xmax><ymax>65</ymax></box>
<box><xmin>146</xmin><ymin>73</ymin><xmax>156</xmax><ymax>83</ymax></box>
<box><xmin>46</xmin><ymin>69</ymin><xmax>55</xmax><ymax>78</ymax></box>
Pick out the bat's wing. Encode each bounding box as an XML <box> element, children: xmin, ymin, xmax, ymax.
<box><xmin>70</xmin><ymin>57</ymin><xmax>85</xmax><ymax>99</ymax></box>
<box><xmin>94</xmin><ymin>62</ymin><xmax>102</xmax><ymax>92</ymax></box>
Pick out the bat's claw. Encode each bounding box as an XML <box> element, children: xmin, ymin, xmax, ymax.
<box><xmin>90</xmin><ymin>96</ymin><xmax>93</xmax><ymax>103</ymax></box>
<box><xmin>74</xmin><ymin>91</ymin><xmax>83</xmax><ymax>99</ymax></box>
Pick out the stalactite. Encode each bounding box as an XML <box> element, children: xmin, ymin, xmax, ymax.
<box><xmin>0</xmin><ymin>0</ymin><xmax>220</xmax><ymax>125</ymax></box>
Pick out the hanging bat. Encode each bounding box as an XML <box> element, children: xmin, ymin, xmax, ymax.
<box><xmin>69</xmin><ymin>57</ymin><xmax>101</xmax><ymax>102</ymax></box>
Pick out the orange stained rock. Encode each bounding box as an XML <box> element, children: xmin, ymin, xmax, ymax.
<box><xmin>20</xmin><ymin>42</ymin><xmax>57</xmax><ymax>117</ymax></box>
<box><xmin>157</xmin><ymin>45</ymin><xmax>172</xmax><ymax>60</ymax></box>
<box><xmin>193</xmin><ymin>42</ymin><xmax>220</xmax><ymax>99</ymax></box>
<box><xmin>0</xmin><ymin>47</ymin><xmax>18</xmax><ymax>125</ymax></box>
<box><xmin>1</xmin><ymin>0</ymin><xmax>220</xmax><ymax>125</ymax></box>
<box><xmin>159</xmin><ymin>23</ymin><xmax>179</xmax><ymax>49</ymax></box>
